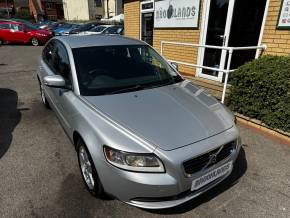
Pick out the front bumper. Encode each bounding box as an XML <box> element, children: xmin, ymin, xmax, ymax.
<box><xmin>126</xmin><ymin>154</ymin><xmax>237</xmax><ymax>209</ymax></box>
<box><xmin>96</xmin><ymin>126</ymin><xmax>241</xmax><ymax>209</ymax></box>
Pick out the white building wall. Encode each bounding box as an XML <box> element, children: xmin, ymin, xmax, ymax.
<box><xmin>88</xmin><ymin>0</ymin><xmax>101</xmax><ymax>19</ymax></box>
<box><xmin>63</xmin><ymin>0</ymin><xmax>122</xmax><ymax>21</ymax></box>
<box><xmin>63</xmin><ymin>0</ymin><xmax>90</xmax><ymax>21</ymax></box>
<box><xmin>104</xmin><ymin>0</ymin><xmax>123</xmax><ymax>18</ymax></box>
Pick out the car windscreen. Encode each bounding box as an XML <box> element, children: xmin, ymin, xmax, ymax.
<box><xmin>72</xmin><ymin>45</ymin><xmax>183</xmax><ymax>96</ymax></box>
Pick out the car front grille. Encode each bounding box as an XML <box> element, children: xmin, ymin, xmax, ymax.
<box><xmin>183</xmin><ymin>140</ymin><xmax>236</xmax><ymax>175</ymax></box>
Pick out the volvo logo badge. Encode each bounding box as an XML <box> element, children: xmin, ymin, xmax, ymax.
<box><xmin>209</xmin><ymin>153</ymin><xmax>217</xmax><ymax>164</ymax></box>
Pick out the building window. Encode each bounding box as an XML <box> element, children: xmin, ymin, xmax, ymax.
<box><xmin>46</xmin><ymin>3</ymin><xmax>54</xmax><ymax>9</ymax></box>
<box><xmin>47</xmin><ymin>15</ymin><xmax>57</xmax><ymax>20</ymax></box>
<box><xmin>95</xmin><ymin>0</ymin><xmax>102</xmax><ymax>7</ymax></box>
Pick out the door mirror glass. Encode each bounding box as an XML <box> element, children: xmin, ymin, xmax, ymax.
<box><xmin>170</xmin><ymin>62</ymin><xmax>179</xmax><ymax>71</ymax></box>
<box><xmin>43</xmin><ymin>75</ymin><xmax>66</xmax><ymax>88</ymax></box>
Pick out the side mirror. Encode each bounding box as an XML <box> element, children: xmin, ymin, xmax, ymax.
<box><xmin>170</xmin><ymin>62</ymin><xmax>179</xmax><ymax>71</ymax></box>
<box><xmin>43</xmin><ymin>75</ymin><xmax>66</xmax><ymax>88</ymax></box>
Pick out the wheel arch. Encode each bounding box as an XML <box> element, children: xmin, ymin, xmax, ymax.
<box><xmin>72</xmin><ymin>129</ymin><xmax>102</xmax><ymax>154</ymax></box>
<box><xmin>73</xmin><ymin>130</ymin><xmax>83</xmax><ymax>149</ymax></box>
<box><xmin>72</xmin><ymin>126</ymin><xmax>105</xmax><ymax>167</ymax></box>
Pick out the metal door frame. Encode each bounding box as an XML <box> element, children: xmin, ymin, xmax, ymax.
<box><xmin>139</xmin><ymin>0</ymin><xmax>155</xmax><ymax>40</ymax></box>
<box><xmin>197</xmin><ymin>0</ymin><xmax>236</xmax><ymax>82</ymax></box>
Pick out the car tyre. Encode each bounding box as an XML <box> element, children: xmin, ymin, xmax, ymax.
<box><xmin>0</xmin><ymin>38</ymin><xmax>3</xmax><ymax>46</ymax></box>
<box><xmin>77</xmin><ymin>139</ymin><xmax>105</xmax><ymax>199</ymax></box>
<box><xmin>38</xmin><ymin>78</ymin><xmax>50</xmax><ymax>109</ymax></box>
<box><xmin>31</xmin><ymin>37</ymin><xmax>39</xmax><ymax>46</ymax></box>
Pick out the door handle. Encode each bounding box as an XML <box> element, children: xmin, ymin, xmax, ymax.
<box><xmin>217</xmin><ymin>35</ymin><xmax>227</xmax><ymax>46</ymax></box>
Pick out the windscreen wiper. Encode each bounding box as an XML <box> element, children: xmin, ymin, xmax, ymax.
<box><xmin>149</xmin><ymin>76</ymin><xmax>183</xmax><ymax>89</ymax></box>
<box><xmin>107</xmin><ymin>84</ymin><xmax>145</xmax><ymax>94</ymax></box>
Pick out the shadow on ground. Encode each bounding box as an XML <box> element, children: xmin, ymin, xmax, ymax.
<box><xmin>0</xmin><ymin>88</ymin><xmax>21</xmax><ymax>158</ymax></box>
<box><xmin>49</xmin><ymin>173</ymin><xmax>115</xmax><ymax>218</ymax></box>
<box><xmin>145</xmin><ymin>147</ymin><xmax>248</xmax><ymax>215</ymax></box>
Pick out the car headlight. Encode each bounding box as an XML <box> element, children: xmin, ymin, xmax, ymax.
<box><xmin>103</xmin><ymin>146</ymin><xmax>165</xmax><ymax>173</ymax></box>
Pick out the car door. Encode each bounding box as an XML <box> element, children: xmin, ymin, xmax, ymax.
<box><xmin>10</xmin><ymin>23</ymin><xmax>27</xmax><ymax>43</ymax></box>
<box><xmin>0</xmin><ymin>23</ymin><xmax>13</xmax><ymax>42</ymax></box>
<box><xmin>40</xmin><ymin>40</ymin><xmax>75</xmax><ymax>135</ymax></box>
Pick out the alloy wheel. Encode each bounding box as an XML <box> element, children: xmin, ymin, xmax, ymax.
<box><xmin>79</xmin><ymin>146</ymin><xmax>95</xmax><ymax>190</ymax></box>
<box><xmin>40</xmin><ymin>83</ymin><xmax>46</xmax><ymax>104</ymax></box>
<box><xmin>31</xmin><ymin>37</ymin><xmax>39</xmax><ymax>46</ymax></box>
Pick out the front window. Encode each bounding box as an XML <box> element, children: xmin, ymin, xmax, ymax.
<box><xmin>73</xmin><ymin>45</ymin><xmax>183</xmax><ymax>96</ymax></box>
<box><xmin>11</xmin><ymin>24</ymin><xmax>23</xmax><ymax>31</ymax></box>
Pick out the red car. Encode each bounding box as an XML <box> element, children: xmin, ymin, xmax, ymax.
<box><xmin>0</xmin><ymin>21</ymin><xmax>53</xmax><ymax>46</ymax></box>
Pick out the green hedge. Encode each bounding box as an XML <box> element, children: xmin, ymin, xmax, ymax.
<box><xmin>227</xmin><ymin>55</ymin><xmax>290</xmax><ymax>132</ymax></box>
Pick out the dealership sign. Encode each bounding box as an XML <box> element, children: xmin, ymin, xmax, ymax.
<box><xmin>154</xmin><ymin>0</ymin><xmax>200</xmax><ymax>28</ymax></box>
<box><xmin>277</xmin><ymin>0</ymin><xmax>290</xmax><ymax>29</ymax></box>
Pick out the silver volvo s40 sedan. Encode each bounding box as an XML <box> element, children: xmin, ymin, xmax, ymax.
<box><xmin>37</xmin><ymin>35</ymin><xmax>241</xmax><ymax>209</ymax></box>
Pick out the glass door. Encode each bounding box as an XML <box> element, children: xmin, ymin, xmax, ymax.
<box><xmin>140</xmin><ymin>0</ymin><xmax>154</xmax><ymax>46</ymax></box>
<box><xmin>198</xmin><ymin>0</ymin><xmax>235</xmax><ymax>82</ymax></box>
<box><xmin>198</xmin><ymin>0</ymin><xmax>267</xmax><ymax>82</ymax></box>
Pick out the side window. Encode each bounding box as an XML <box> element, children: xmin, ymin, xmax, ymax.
<box><xmin>42</xmin><ymin>40</ymin><xmax>55</xmax><ymax>68</ymax></box>
<box><xmin>52</xmin><ymin>41</ymin><xmax>71</xmax><ymax>81</ymax></box>
<box><xmin>11</xmin><ymin>24</ymin><xmax>23</xmax><ymax>31</ymax></box>
<box><xmin>0</xmin><ymin>23</ymin><xmax>10</xmax><ymax>29</ymax></box>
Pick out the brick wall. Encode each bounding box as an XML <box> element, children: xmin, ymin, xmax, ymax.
<box><xmin>153</xmin><ymin>29</ymin><xmax>201</xmax><ymax>77</ymax></box>
<box><xmin>124</xmin><ymin>0</ymin><xmax>140</xmax><ymax>39</ymax></box>
<box><xmin>262</xmin><ymin>0</ymin><xmax>290</xmax><ymax>55</ymax></box>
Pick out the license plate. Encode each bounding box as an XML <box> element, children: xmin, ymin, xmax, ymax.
<box><xmin>191</xmin><ymin>161</ymin><xmax>232</xmax><ymax>191</ymax></box>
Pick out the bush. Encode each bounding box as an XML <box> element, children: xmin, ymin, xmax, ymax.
<box><xmin>227</xmin><ymin>55</ymin><xmax>290</xmax><ymax>132</ymax></box>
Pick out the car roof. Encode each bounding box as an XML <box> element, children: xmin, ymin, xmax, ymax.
<box><xmin>56</xmin><ymin>35</ymin><xmax>145</xmax><ymax>49</ymax></box>
<box><xmin>0</xmin><ymin>20</ymin><xmax>20</xmax><ymax>24</ymax></box>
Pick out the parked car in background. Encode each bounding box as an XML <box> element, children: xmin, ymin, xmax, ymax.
<box><xmin>0</xmin><ymin>20</ymin><xmax>53</xmax><ymax>46</ymax></box>
<box><xmin>53</xmin><ymin>24</ymin><xmax>80</xmax><ymax>36</ymax></box>
<box><xmin>69</xmin><ymin>22</ymin><xmax>98</xmax><ymax>34</ymax></box>
<box><xmin>78</xmin><ymin>25</ymin><xmax>124</xmax><ymax>35</ymax></box>
<box><xmin>36</xmin><ymin>20</ymin><xmax>56</xmax><ymax>30</ymax></box>
<box><xmin>44</xmin><ymin>22</ymin><xmax>67</xmax><ymax>31</ymax></box>
<box><xmin>77</xmin><ymin>25</ymin><xmax>111</xmax><ymax>35</ymax></box>
<box><xmin>37</xmin><ymin>35</ymin><xmax>241</xmax><ymax>209</ymax></box>
<box><xmin>102</xmin><ymin>25</ymin><xmax>123</xmax><ymax>35</ymax></box>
